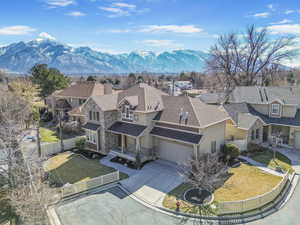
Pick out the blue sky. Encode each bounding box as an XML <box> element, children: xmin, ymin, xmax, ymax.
<box><xmin>1</xmin><ymin>0</ymin><xmax>300</xmax><ymax>56</ymax></box>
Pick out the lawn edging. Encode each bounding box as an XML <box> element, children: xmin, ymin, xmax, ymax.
<box><xmin>118</xmin><ymin>171</ymin><xmax>296</xmax><ymax>223</ymax></box>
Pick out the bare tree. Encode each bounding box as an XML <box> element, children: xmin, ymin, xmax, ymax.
<box><xmin>0</xmin><ymin>90</ymin><xmax>54</xmax><ymax>225</ymax></box>
<box><xmin>207</xmin><ymin>25</ymin><xmax>296</xmax><ymax>92</ymax></box>
<box><xmin>181</xmin><ymin>154</ymin><xmax>228</xmax><ymax>194</ymax></box>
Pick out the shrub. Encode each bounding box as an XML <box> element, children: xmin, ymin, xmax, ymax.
<box><xmin>75</xmin><ymin>137</ymin><xmax>86</xmax><ymax>151</ymax></box>
<box><xmin>224</xmin><ymin>144</ymin><xmax>240</xmax><ymax>160</ymax></box>
<box><xmin>248</xmin><ymin>143</ymin><xmax>269</xmax><ymax>154</ymax></box>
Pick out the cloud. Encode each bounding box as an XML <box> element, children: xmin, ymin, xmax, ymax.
<box><xmin>143</xmin><ymin>39</ymin><xmax>183</xmax><ymax>48</ymax></box>
<box><xmin>267</xmin><ymin>4</ymin><xmax>275</xmax><ymax>11</ymax></box>
<box><xmin>270</xmin><ymin>19</ymin><xmax>292</xmax><ymax>25</ymax></box>
<box><xmin>267</xmin><ymin>24</ymin><xmax>300</xmax><ymax>35</ymax></box>
<box><xmin>110</xmin><ymin>29</ymin><xmax>131</xmax><ymax>33</ymax></box>
<box><xmin>285</xmin><ymin>9</ymin><xmax>300</xmax><ymax>14</ymax></box>
<box><xmin>0</xmin><ymin>25</ymin><xmax>36</xmax><ymax>35</ymax></box>
<box><xmin>252</xmin><ymin>12</ymin><xmax>270</xmax><ymax>18</ymax></box>
<box><xmin>46</xmin><ymin>0</ymin><xmax>75</xmax><ymax>7</ymax></box>
<box><xmin>112</xmin><ymin>3</ymin><xmax>136</xmax><ymax>9</ymax></box>
<box><xmin>66</xmin><ymin>11</ymin><xmax>86</xmax><ymax>17</ymax></box>
<box><xmin>37</xmin><ymin>32</ymin><xmax>56</xmax><ymax>40</ymax></box>
<box><xmin>140</xmin><ymin>25</ymin><xmax>203</xmax><ymax>33</ymax></box>
<box><xmin>99</xmin><ymin>2</ymin><xmax>147</xmax><ymax>18</ymax></box>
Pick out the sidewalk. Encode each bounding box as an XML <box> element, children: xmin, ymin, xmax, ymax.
<box><xmin>239</xmin><ymin>155</ymin><xmax>284</xmax><ymax>176</ymax></box>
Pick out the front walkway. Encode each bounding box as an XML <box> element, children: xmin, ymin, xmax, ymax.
<box><xmin>239</xmin><ymin>156</ymin><xmax>284</xmax><ymax>176</ymax></box>
<box><xmin>100</xmin><ymin>155</ymin><xmax>184</xmax><ymax>207</ymax></box>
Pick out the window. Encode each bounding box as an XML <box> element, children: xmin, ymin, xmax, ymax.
<box><xmin>122</xmin><ymin>105</ymin><xmax>134</xmax><ymax>121</ymax></box>
<box><xmin>211</xmin><ymin>141</ymin><xmax>217</xmax><ymax>154</ymax></box>
<box><xmin>86</xmin><ymin>130</ymin><xmax>97</xmax><ymax>144</ymax></box>
<box><xmin>271</xmin><ymin>103</ymin><xmax>280</xmax><ymax>116</ymax></box>
<box><xmin>251</xmin><ymin>130</ymin><xmax>255</xmax><ymax>140</ymax></box>
<box><xmin>96</xmin><ymin>112</ymin><xmax>100</xmax><ymax>121</ymax></box>
<box><xmin>256</xmin><ymin>129</ymin><xmax>260</xmax><ymax>139</ymax></box>
<box><xmin>89</xmin><ymin>111</ymin><xmax>92</xmax><ymax>120</ymax></box>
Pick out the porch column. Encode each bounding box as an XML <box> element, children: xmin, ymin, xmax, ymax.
<box><xmin>121</xmin><ymin>135</ymin><xmax>125</xmax><ymax>153</ymax></box>
<box><xmin>136</xmin><ymin>137</ymin><xmax>141</xmax><ymax>153</ymax></box>
<box><xmin>193</xmin><ymin>144</ymin><xmax>198</xmax><ymax>160</ymax></box>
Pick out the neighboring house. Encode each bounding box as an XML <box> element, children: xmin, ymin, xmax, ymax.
<box><xmin>81</xmin><ymin>83</ymin><xmax>229</xmax><ymax>164</ymax></box>
<box><xmin>198</xmin><ymin>92</ymin><xmax>226</xmax><ymax>105</ymax></box>
<box><xmin>46</xmin><ymin>81</ymin><xmax>112</xmax><ymax>123</ymax></box>
<box><xmin>223</xmin><ymin>86</ymin><xmax>300</xmax><ymax>149</ymax></box>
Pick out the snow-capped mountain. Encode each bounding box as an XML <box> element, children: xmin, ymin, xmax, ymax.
<box><xmin>0</xmin><ymin>39</ymin><xmax>208</xmax><ymax>74</ymax></box>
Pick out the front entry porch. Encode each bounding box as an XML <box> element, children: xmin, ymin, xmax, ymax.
<box><xmin>107</xmin><ymin>121</ymin><xmax>154</xmax><ymax>163</ymax></box>
<box><xmin>263</xmin><ymin>125</ymin><xmax>291</xmax><ymax>146</ymax></box>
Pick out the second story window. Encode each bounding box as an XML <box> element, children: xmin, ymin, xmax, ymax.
<box><xmin>122</xmin><ymin>105</ymin><xmax>133</xmax><ymax>121</ymax></box>
<box><xmin>89</xmin><ymin>111</ymin><xmax>100</xmax><ymax>121</ymax></box>
<box><xmin>271</xmin><ymin>103</ymin><xmax>280</xmax><ymax>116</ymax></box>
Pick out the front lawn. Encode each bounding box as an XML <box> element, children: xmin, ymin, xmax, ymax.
<box><xmin>162</xmin><ymin>163</ymin><xmax>282</xmax><ymax>213</ymax></box>
<box><xmin>250</xmin><ymin>150</ymin><xmax>294</xmax><ymax>174</ymax></box>
<box><xmin>44</xmin><ymin>152</ymin><xmax>128</xmax><ymax>185</ymax></box>
<box><xmin>40</xmin><ymin>127</ymin><xmax>59</xmax><ymax>143</ymax></box>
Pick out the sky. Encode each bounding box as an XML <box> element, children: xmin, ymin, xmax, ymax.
<box><xmin>1</xmin><ymin>0</ymin><xmax>300</xmax><ymax>57</ymax></box>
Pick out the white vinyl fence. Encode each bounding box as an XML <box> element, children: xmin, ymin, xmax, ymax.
<box><xmin>61</xmin><ymin>171</ymin><xmax>120</xmax><ymax>198</ymax></box>
<box><xmin>217</xmin><ymin>171</ymin><xmax>290</xmax><ymax>214</ymax></box>
<box><xmin>41</xmin><ymin>136</ymin><xmax>85</xmax><ymax>157</ymax></box>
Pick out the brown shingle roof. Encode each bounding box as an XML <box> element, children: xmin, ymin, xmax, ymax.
<box><xmin>55</xmin><ymin>81</ymin><xmax>108</xmax><ymax>98</ymax></box>
<box><xmin>154</xmin><ymin>96</ymin><xmax>229</xmax><ymax>128</ymax></box>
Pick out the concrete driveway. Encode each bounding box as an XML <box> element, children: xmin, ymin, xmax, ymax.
<box><xmin>120</xmin><ymin>160</ymin><xmax>184</xmax><ymax>207</ymax></box>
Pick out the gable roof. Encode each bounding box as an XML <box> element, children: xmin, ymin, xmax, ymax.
<box><xmin>154</xmin><ymin>96</ymin><xmax>229</xmax><ymax>128</ymax></box>
<box><xmin>90</xmin><ymin>94</ymin><xmax>119</xmax><ymax>112</ymax></box>
<box><xmin>198</xmin><ymin>92</ymin><xmax>226</xmax><ymax>105</ymax></box>
<box><xmin>229</xmin><ymin>86</ymin><xmax>300</xmax><ymax>105</ymax></box>
<box><xmin>55</xmin><ymin>81</ymin><xmax>109</xmax><ymax>98</ymax></box>
<box><xmin>117</xmin><ymin>83</ymin><xmax>166</xmax><ymax>112</ymax></box>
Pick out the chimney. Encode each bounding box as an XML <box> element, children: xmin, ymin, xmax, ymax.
<box><xmin>179</xmin><ymin>108</ymin><xmax>183</xmax><ymax>124</ymax></box>
<box><xmin>104</xmin><ymin>83</ymin><xmax>112</xmax><ymax>94</ymax></box>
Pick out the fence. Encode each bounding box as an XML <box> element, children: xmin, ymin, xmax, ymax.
<box><xmin>217</xmin><ymin>171</ymin><xmax>290</xmax><ymax>215</ymax></box>
<box><xmin>41</xmin><ymin>136</ymin><xmax>85</xmax><ymax>157</ymax></box>
<box><xmin>61</xmin><ymin>171</ymin><xmax>120</xmax><ymax>198</ymax></box>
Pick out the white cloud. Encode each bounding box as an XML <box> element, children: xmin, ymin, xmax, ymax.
<box><xmin>0</xmin><ymin>25</ymin><xmax>36</xmax><ymax>35</ymax></box>
<box><xmin>66</xmin><ymin>11</ymin><xmax>86</xmax><ymax>17</ymax></box>
<box><xmin>267</xmin><ymin>4</ymin><xmax>275</xmax><ymax>11</ymax></box>
<box><xmin>112</xmin><ymin>3</ymin><xmax>136</xmax><ymax>9</ymax></box>
<box><xmin>270</xmin><ymin>19</ymin><xmax>292</xmax><ymax>25</ymax></box>
<box><xmin>285</xmin><ymin>9</ymin><xmax>300</xmax><ymax>14</ymax></box>
<box><xmin>99</xmin><ymin>7</ymin><xmax>130</xmax><ymax>17</ymax></box>
<box><xmin>110</xmin><ymin>29</ymin><xmax>131</xmax><ymax>33</ymax></box>
<box><xmin>267</xmin><ymin>24</ymin><xmax>300</xmax><ymax>35</ymax></box>
<box><xmin>37</xmin><ymin>32</ymin><xmax>56</xmax><ymax>40</ymax></box>
<box><xmin>143</xmin><ymin>39</ymin><xmax>183</xmax><ymax>48</ymax></box>
<box><xmin>252</xmin><ymin>12</ymin><xmax>270</xmax><ymax>18</ymax></box>
<box><xmin>46</xmin><ymin>0</ymin><xmax>75</xmax><ymax>7</ymax></box>
<box><xmin>140</xmin><ymin>25</ymin><xmax>203</xmax><ymax>33</ymax></box>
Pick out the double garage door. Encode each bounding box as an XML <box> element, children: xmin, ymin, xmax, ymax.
<box><xmin>157</xmin><ymin>138</ymin><xmax>194</xmax><ymax>164</ymax></box>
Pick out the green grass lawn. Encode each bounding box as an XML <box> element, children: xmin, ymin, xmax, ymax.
<box><xmin>40</xmin><ymin>127</ymin><xmax>59</xmax><ymax>143</ymax></box>
<box><xmin>162</xmin><ymin>163</ymin><xmax>282</xmax><ymax>213</ymax></box>
<box><xmin>250</xmin><ymin>150</ymin><xmax>294</xmax><ymax>174</ymax></box>
<box><xmin>44</xmin><ymin>152</ymin><xmax>128</xmax><ymax>185</ymax></box>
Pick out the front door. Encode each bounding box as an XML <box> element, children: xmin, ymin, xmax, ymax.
<box><xmin>263</xmin><ymin>126</ymin><xmax>269</xmax><ymax>142</ymax></box>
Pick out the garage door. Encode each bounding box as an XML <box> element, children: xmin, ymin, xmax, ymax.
<box><xmin>157</xmin><ymin>138</ymin><xmax>194</xmax><ymax>164</ymax></box>
<box><xmin>295</xmin><ymin>132</ymin><xmax>300</xmax><ymax>149</ymax></box>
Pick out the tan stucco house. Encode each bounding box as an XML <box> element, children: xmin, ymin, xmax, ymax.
<box><xmin>81</xmin><ymin>83</ymin><xmax>229</xmax><ymax>164</ymax></box>
<box><xmin>223</xmin><ymin>86</ymin><xmax>300</xmax><ymax>150</ymax></box>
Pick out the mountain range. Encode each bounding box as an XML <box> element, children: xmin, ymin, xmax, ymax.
<box><xmin>0</xmin><ymin>39</ymin><xmax>208</xmax><ymax>74</ymax></box>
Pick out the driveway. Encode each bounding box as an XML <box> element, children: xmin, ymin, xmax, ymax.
<box><xmin>101</xmin><ymin>156</ymin><xmax>184</xmax><ymax>207</ymax></box>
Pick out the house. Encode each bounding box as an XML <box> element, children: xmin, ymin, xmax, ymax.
<box><xmin>46</xmin><ymin>81</ymin><xmax>112</xmax><ymax>123</ymax></box>
<box><xmin>81</xmin><ymin>83</ymin><xmax>229</xmax><ymax>164</ymax></box>
<box><xmin>223</xmin><ymin>86</ymin><xmax>300</xmax><ymax>149</ymax></box>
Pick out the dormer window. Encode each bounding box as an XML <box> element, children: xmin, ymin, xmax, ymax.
<box><xmin>122</xmin><ymin>105</ymin><xmax>134</xmax><ymax>121</ymax></box>
<box><xmin>271</xmin><ymin>103</ymin><xmax>281</xmax><ymax>116</ymax></box>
